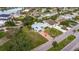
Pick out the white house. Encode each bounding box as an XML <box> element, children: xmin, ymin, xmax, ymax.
<box><xmin>31</xmin><ymin>22</ymin><xmax>51</xmax><ymax>32</ymax></box>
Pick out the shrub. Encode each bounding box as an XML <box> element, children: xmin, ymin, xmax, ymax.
<box><xmin>52</xmin><ymin>41</ymin><xmax>58</xmax><ymax>47</ymax></box>
<box><xmin>5</xmin><ymin>21</ymin><xmax>15</xmax><ymax>26</ymax></box>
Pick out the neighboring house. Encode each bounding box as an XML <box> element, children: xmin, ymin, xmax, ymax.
<box><xmin>56</xmin><ymin>18</ymin><xmax>65</xmax><ymax>24</ymax></box>
<box><xmin>43</xmin><ymin>19</ymin><xmax>57</xmax><ymax>27</ymax></box>
<box><xmin>58</xmin><ymin>14</ymin><xmax>75</xmax><ymax>20</ymax></box>
<box><xmin>31</xmin><ymin>22</ymin><xmax>50</xmax><ymax>32</ymax></box>
<box><xmin>38</xmin><ymin>13</ymin><xmax>57</xmax><ymax>19</ymax></box>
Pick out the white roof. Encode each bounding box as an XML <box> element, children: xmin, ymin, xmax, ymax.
<box><xmin>32</xmin><ymin>22</ymin><xmax>49</xmax><ymax>31</ymax></box>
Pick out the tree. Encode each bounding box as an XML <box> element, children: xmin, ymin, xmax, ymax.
<box><xmin>56</xmin><ymin>8</ymin><xmax>61</xmax><ymax>15</ymax></box>
<box><xmin>50</xmin><ymin>15</ymin><xmax>58</xmax><ymax>20</ymax></box>
<box><xmin>60</xmin><ymin>21</ymin><xmax>69</xmax><ymax>27</ymax></box>
<box><xmin>52</xmin><ymin>41</ymin><xmax>58</xmax><ymax>47</ymax></box>
<box><xmin>23</xmin><ymin>16</ymin><xmax>37</xmax><ymax>28</ymax></box>
<box><xmin>5</xmin><ymin>21</ymin><xmax>15</xmax><ymax>26</ymax></box>
<box><xmin>74</xmin><ymin>16</ymin><xmax>79</xmax><ymax>21</ymax></box>
<box><xmin>6</xmin><ymin>30</ymin><xmax>32</xmax><ymax>51</ymax></box>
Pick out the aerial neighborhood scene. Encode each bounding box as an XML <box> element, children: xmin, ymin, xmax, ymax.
<box><xmin>0</xmin><ymin>7</ymin><xmax>79</xmax><ymax>51</ymax></box>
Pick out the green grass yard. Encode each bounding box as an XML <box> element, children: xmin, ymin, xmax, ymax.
<box><xmin>0</xmin><ymin>26</ymin><xmax>47</xmax><ymax>51</ymax></box>
<box><xmin>45</xmin><ymin>28</ymin><xmax>62</xmax><ymax>37</ymax></box>
<box><xmin>48</xmin><ymin>35</ymin><xmax>76</xmax><ymax>51</ymax></box>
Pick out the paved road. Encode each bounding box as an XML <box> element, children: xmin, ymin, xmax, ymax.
<box><xmin>71</xmin><ymin>42</ymin><xmax>79</xmax><ymax>51</ymax></box>
<box><xmin>32</xmin><ymin>24</ymin><xmax>79</xmax><ymax>51</ymax></box>
<box><xmin>32</xmin><ymin>40</ymin><xmax>53</xmax><ymax>51</ymax></box>
<box><xmin>54</xmin><ymin>24</ymin><xmax>79</xmax><ymax>43</ymax></box>
<box><xmin>62</xmin><ymin>32</ymin><xmax>79</xmax><ymax>51</ymax></box>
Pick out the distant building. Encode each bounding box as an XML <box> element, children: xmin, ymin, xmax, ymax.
<box><xmin>0</xmin><ymin>14</ymin><xmax>11</xmax><ymax>26</ymax></box>
<box><xmin>0</xmin><ymin>8</ymin><xmax>22</xmax><ymax>26</ymax></box>
<box><xmin>0</xmin><ymin>14</ymin><xmax>11</xmax><ymax>20</ymax></box>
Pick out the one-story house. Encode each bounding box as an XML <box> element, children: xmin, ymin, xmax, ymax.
<box><xmin>43</xmin><ymin>19</ymin><xmax>57</xmax><ymax>26</ymax></box>
<box><xmin>58</xmin><ymin>14</ymin><xmax>75</xmax><ymax>20</ymax></box>
<box><xmin>31</xmin><ymin>22</ymin><xmax>51</xmax><ymax>32</ymax></box>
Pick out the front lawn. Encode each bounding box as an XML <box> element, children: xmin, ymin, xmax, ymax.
<box><xmin>48</xmin><ymin>35</ymin><xmax>76</xmax><ymax>51</ymax></box>
<box><xmin>45</xmin><ymin>28</ymin><xmax>62</xmax><ymax>37</ymax></box>
<box><xmin>0</xmin><ymin>26</ymin><xmax>47</xmax><ymax>51</ymax></box>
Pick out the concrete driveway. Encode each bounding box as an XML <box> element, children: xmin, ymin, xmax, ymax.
<box><xmin>39</xmin><ymin>31</ymin><xmax>53</xmax><ymax>41</ymax></box>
